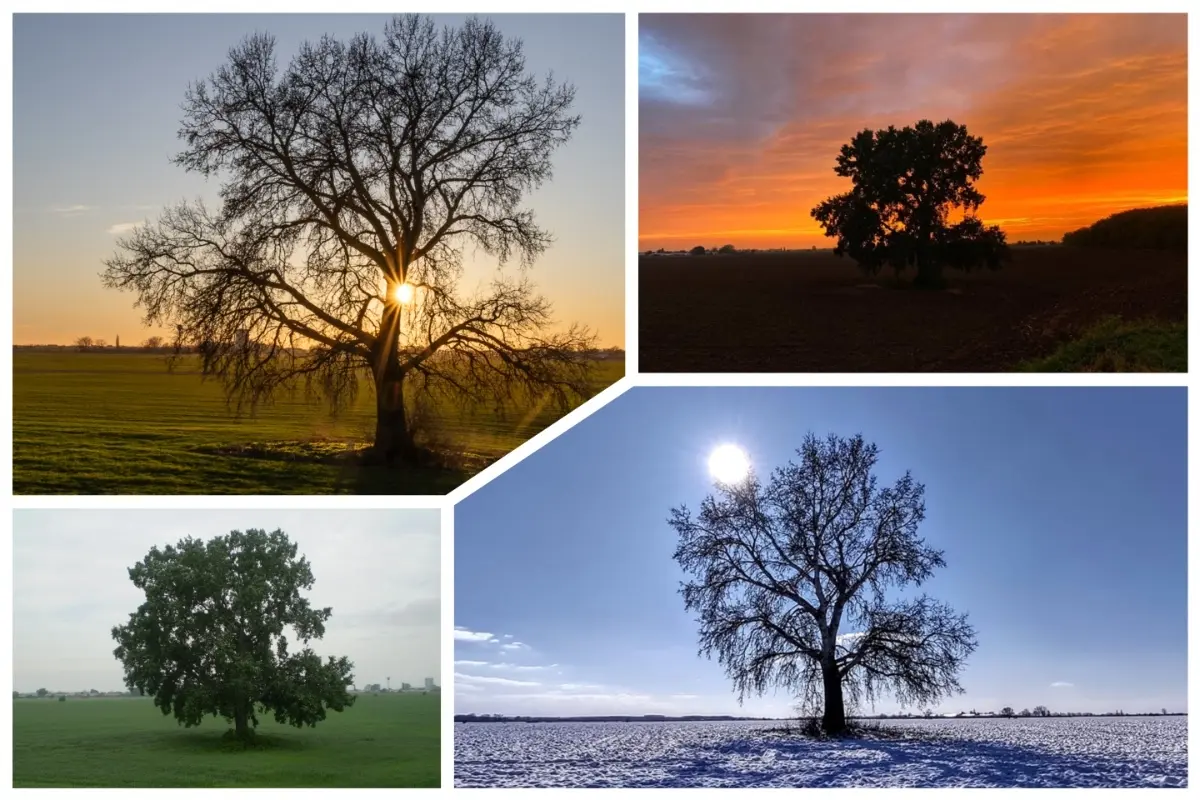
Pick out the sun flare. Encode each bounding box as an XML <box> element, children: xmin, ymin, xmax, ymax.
<box><xmin>393</xmin><ymin>282</ymin><xmax>415</xmax><ymax>305</ymax></box>
<box><xmin>708</xmin><ymin>443</ymin><xmax>751</xmax><ymax>485</ymax></box>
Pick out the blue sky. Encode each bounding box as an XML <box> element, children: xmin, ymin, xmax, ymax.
<box><xmin>455</xmin><ymin>387</ymin><xmax>1187</xmax><ymax>718</ymax></box>
<box><xmin>13</xmin><ymin>13</ymin><xmax>624</xmax><ymax>346</ymax></box>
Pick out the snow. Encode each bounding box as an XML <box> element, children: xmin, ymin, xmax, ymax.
<box><xmin>454</xmin><ymin>716</ymin><xmax>1187</xmax><ymax>788</ymax></box>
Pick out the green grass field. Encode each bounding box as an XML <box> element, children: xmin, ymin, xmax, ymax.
<box><xmin>1019</xmin><ymin>317</ymin><xmax>1186</xmax><ymax>372</ymax></box>
<box><xmin>12</xmin><ymin>693</ymin><xmax>439</xmax><ymax>788</ymax></box>
<box><xmin>13</xmin><ymin>350</ymin><xmax>622</xmax><ymax>494</ymax></box>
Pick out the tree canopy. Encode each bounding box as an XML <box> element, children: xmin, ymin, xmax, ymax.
<box><xmin>669</xmin><ymin>433</ymin><xmax>977</xmax><ymax>734</ymax></box>
<box><xmin>112</xmin><ymin>528</ymin><xmax>355</xmax><ymax>741</ymax></box>
<box><xmin>102</xmin><ymin>15</ymin><xmax>595</xmax><ymax>462</ymax></box>
<box><xmin>811</xmin><ymin>119</ymin><xmax>1009</xmax><ymax>288</ymax></box>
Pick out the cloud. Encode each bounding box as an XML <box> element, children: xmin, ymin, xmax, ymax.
<box><xmin>501</xmin><ymin>641</ymin><xmax>529</xmax><ymax>651</ymax></box>
<box><xmin>1051</xmin><ymin>681</ymin><xmax>1075</xmax><ymax>688</ymax></box>
<box><xmin>455</xmin><ymin>660</ymin><xmax>490</xmax><ymax>667</ymax></box>
<box><xmin>489</xmin><ymin>663</ymin><xmax>557</xmax><ymax>671</ymax></box>
<box><xmin>107</xmin><ymin>222</ymin><xmax>140</xmax><ymax>235</ymax></box>
<box><xmin>454</xmin><ymin>672</ymin><xmax>541</xmax><ymax>688</ymax></box>
<box><xmin>454</xmin><ymin>626</ymin><xmax>496</xmax><ymax>643</ymax></box>
<box><xmin>52</xmin><ymin>204</ymin><xmax>91</xmax><ymax>215</ymax></box>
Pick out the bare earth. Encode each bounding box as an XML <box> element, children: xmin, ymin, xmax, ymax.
<box><xmin>639</xmin><ymin>247</ymin><xmax>1186</xmax><ymax>372</ymax></box>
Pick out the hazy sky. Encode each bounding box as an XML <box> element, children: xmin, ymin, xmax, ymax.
<box><xmin>13</xmin><ymin>509</ymin><xmax>440</xmax><ymax>693</ymax></box>
<box><xmin>639</xmin><ymin>14</ymin><xmax>1187</xmax><ymax>249</ymax></box>
<box><xmin>13</xmin><ymin>13</ymin><xmax>624</xmax><ymax>346</ymax></box>
<box><xmin>456</xmin><ymin>387</ymin><xmax>1186</xmax><ymax>718</ymax></box>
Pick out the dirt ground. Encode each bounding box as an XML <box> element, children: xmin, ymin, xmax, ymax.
<box><xmin>638</xmin><ymin>247</ymin><xmax>1186</xmax><ymax>372</ymax></box>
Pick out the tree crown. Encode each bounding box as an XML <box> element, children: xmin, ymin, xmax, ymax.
<box><xmin>112</xmin><ymin>528</ymin><xmax>355</xmax><ymax>734</ymax></box>
<box><xmin>670</xmin><ymin>433</ymin><xmax>977</xmax><ymax>712</ymax></box>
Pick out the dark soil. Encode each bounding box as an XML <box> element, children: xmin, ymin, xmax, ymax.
<box><xmin>639</xmin><ymin>246</ymin><xmax>1186</xmax><ymax>372</ymax></box>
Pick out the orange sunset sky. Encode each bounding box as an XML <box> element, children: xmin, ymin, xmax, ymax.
<box><xmin>639</xmin><ymin>14</ymin><xmax>1187</xmax><ymax>250</ymax></box>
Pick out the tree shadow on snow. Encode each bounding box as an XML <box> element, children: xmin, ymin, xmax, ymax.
<box><xmin>656</xmin><ymin>732</ymin><xmax>1186</xmax><ymax>788</ymax></box>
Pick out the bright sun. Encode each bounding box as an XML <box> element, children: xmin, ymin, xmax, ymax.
<box><xmin>708</xmin><ymin>443</ymin><xmax>751</xmax><ymax>485</ymax></box>
<box><xmin>393</xmin><ymin>282</ymin><xmax>415</xmax><ymax>305</ymax></box>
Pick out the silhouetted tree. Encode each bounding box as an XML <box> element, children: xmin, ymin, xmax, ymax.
<box><xmin>689</xmin><ymin>245</ymin><xmax>708</xmax><ymax>256</ymax></box>
<box><xmin>94</xmin><ymin>339</ymin><xmax>108</xmax><ymax>348</ymax></box>
<box><xmin>74</xmin><ymin>336</ymin><xmax>93</xmax><ymax>352</ymax></box>
<box><xmin>811</xmin><ymin>119</ymin><xmax>1009</xmax><ymax>288</ymax></box>
<box><xmin>669</xmin><ymin>433</ymin><xmax>977</xmax><ymax>735</ymax></box>
<box><xmin>1019</xmin><ymin>707</ymin><xmax>1031</xmax><ymax>717</ymax></box>
<box><xmin>718</xmin><ymin>244</ymin><xmax>736</xmax><ymax>254</ymax></box>
<box><xmin>112</xmin><ymin>528</ymin><xmax>355</xmax><ymax>742</ymax></box>
<box><xmin>142</xmin><ymin>336</ymin><xmax>165</xmax><ymax>350</ymax></box>
<box><xmin>1032</xmin><ymin>705</ymin><xmax>1050</xmax><ymax>717</ymax></box>
<box><xmin>1000</xmin><ymin>706</ymin><xmax>1015</xmax><ymax>718</ymax></box>
<box><xmin>36</xmin><ymin>688</ymin><xmax>47</xmax><ymax>698</ymax></box>
<box><xmin>102</xmin><ymin>15</ymin><xmax>595</xmax><ymax>464</ymax></box>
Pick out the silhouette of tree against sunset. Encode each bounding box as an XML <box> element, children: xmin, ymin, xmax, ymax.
<box><xmin>811</xmin><ymin>120</ymin><xmax>1009</xmax><ymax>289</ymax></box>
<box><xmin>103</xmin><ymin>15</ymin><xmax>595</xmax><ymax>465</ymax></box>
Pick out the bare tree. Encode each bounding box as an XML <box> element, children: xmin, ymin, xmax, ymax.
<box><xmin>103</xmin><ymin>15</ymin><xmax>596</xmax><ymax>463</ymax></box>
<box><xmin>670</xmin><ymin>433</ymin><xmax>977</xmax><ymax>735</ymax></box>
<box><xmin>93</xmin><ymin>339</ymin><xmax>108</xmax><ymax>349</ymax></box>
<box><xmin>1032</xmin><ymin>705</ymin><xmax>1050</xmax><ymax>717</ymax></box>
<box><xmin>142</xmin><ymin>336</ymin><xmax>165</xmax><ymax>350</ymax></box>
<box><xmin>1000</xmin><ymin>706</ymin><xmax>1015</xmax><ymax>718</ymax></box>
<box><xmin>74</xmin><ymin>336</ymin><xmax>94</xmax><ymax>352</ymax></box>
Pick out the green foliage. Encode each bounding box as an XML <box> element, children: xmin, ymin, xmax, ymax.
<box><xmin>1020</xmin><ymin>317</ymin><xmax>1186</xmax><ymax>372</ymax></box>
<box><xmin>811</xmin><ymin>119</ymin><xmax>1009</xmax><ymax>287</ymax></box>
<box><xmin>13</xmin><ymin>352</ymin><xmax>622</xmax><ymax>494</ymax></box>
<box><xmin>12</xmin><ymin>693</ymin><xmax>438</xmax><ymax>787</ymax></box>
<box><xmin>1062</xmin><ymin>205</ymin><xmax>1186</xmax><ymax>250</ymax></box>
<box><xmin>36</xmin><ymin>688</ymin><xmax>47</xmax><ymax>698</ymax></box>
<box><xmin>112</xmin><ymin>529</ymin><xmax>355</xmax><ymax>739</ymax></box>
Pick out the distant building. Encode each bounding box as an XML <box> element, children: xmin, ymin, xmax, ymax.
<box><xmin>424</xmin><ymin>677</ymin><xmax>437</xmax><ymax>691</ymax></box>
<box><xmin>401</xmin><ymin>682</ymin><xmax>412</xmax><ymax>691</ymax></box>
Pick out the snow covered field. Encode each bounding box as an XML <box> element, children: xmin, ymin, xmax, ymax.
<box><xmin>454</xmin><ymin>716</ymin><xmax>1187</xmax><ymax>788</ymax></box>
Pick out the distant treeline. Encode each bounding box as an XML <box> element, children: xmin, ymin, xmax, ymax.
<box><xmin>13</xmin><ymin>343</ymin><xmax>625</xmax><ymax>361</ymax></box>
<box><xmin>455</xmin><ymin>713</ymin><xmax>765</xmax><ymax>724</ymax></box>
<box><xmin>456</xmin><ymin>710</ymin><xmax>1185</xmax><ymax>724</ymax></box>
<box><xmin>1062</xmin><ymin>204</ymin><xmax>1187</xmax><ymax>251</ymax></box>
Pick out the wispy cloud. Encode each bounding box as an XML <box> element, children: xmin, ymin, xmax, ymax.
<box><xmin>455</xmin><ymin>659</ymin><xmax>490</xmax><ymax>667</ymax></box>
<box><xmin>454</xmin><ymin>626</ymin><xmax>497</xmax><ymax>643</ymax></box>
<box><xmin>454</xmin><ymin>672</ymin><xmax>541</xmax><ymax>688</ymax></box>
<box><xmin>107</xmin><ymin>222</ymin><xmax>140</xmax><ymax>235</ymax></box>
<box><xmin>52</xmin><ymin>204</ymin><xmax>92</xmax><ymax>215</ymax></box>
<box><xmin>1051</xmin><ymin>681</ymin><xmax>1074</xmax><ymax>688</ymax></box>
<box><xmin>501</xmin><ymin>641</ymin><xmax>529</xmax><ymax>651</ymax></box>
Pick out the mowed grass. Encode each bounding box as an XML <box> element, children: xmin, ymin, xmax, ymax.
<box><xmin>13</xmin><ymin>351</ymin><xmax>622</xmax><ymax>494</ymax></box>
<box><xmin>1019</xmin><ymin>317</ymin><xmax>1186</xmax><ymax>372</ymax></box>
<box><xmin>12</xmin><ymin>693</ymin><xmax>439</xmax><ymax>788</ymax></box>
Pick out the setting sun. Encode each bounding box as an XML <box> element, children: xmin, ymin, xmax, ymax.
<box><xmin>394</xmin><ymin>282</ymin><xmax>415</xmax><ymax>305</ymax></box>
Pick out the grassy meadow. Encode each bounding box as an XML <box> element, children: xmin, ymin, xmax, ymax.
<box><xmin>12</xmin><ymin>692</ymin><xmax>439</xmax><ymax>788</ymax></box>
<box><xmin>13</xmin><ymin>350</ymin><xmax>622</xmax><ymax>494</ymax></box>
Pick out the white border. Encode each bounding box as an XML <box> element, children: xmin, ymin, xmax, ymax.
<box><xmin>4</xmin><ymin>3</ymin><xmax>1197</xmax><ymax>797</ymax></box>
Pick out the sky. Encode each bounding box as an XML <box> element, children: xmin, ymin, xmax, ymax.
<box><xmin>455</xmin><ymin>387</ymin><xmax>1187</xmax><ymax>718</ymax></box>
<box><xmin>13</xmin><ymin>13</ymin><xmax>624</xmax><ymax>347</ymax></box>
<box><xmin>12</xmin><ymin>509</ymin><xmax>440</xmax><ymax>693</ymax></box>
<box><xmin>639</xmin><ymin>14</ymin><xmax>1188</xmax><ymax>250</ymax></box>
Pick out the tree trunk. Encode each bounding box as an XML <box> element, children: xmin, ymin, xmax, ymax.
<box><xmin>914</xmin><ymin>254</ymin><xmax>942</xmax><ymax>289</ymax></box>
<box><xmin>234</xmin><ymin>703</ymin><xmax>250</xmax><ymax>740</ymax></box>
<box><xmin>371</xmin><ymin>296</ymin><xmax>420</xmax><ymax>465</ymax></box>
<box><xmin>373</xmin><ymin>362</ymin><xmax>419</xmax><ymax>464</ymax></box>
<box><xmin>821</xmin><ymin>663</ymin><xmax>847</xmax><ymax>735</ymax></box>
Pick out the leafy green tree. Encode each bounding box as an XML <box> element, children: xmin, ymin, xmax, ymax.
<box><xmin>811</xmin><ymin>119</ymin><xmax>1009</xmax><ymax>288</ymax></box>
<box><xmin>112</xmin><ymin>528</ymin><xmax>355</xmax><ymax>742</ymax></box>
<box><xmin>35</xmin><ymin>688</ymin><xmax>47</xmax><ymax>698</ymax></box>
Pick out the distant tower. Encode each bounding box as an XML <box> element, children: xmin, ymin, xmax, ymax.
<box><xmin>386</xmin><ymin>676</ymin><xmax>391</xmax><ymax>691</ymax></box>
<box><xmin>116</xmin><ymin>335</ymin><xmax>120</xmax><ymax>348</ymax></box>
<box><xmin>424</xmin><ymin>677</ymin><xmax>436</xmax><ymax>691</ymax></box>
